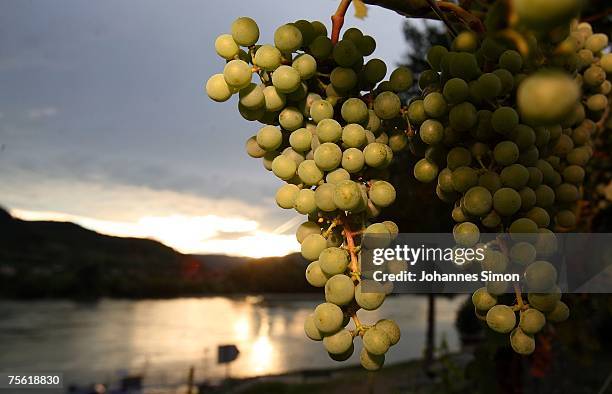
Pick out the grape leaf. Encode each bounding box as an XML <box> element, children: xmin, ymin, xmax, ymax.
<box><xmin>353</xmin><ymin>0</ymin><xmax>368</xmax><ymax>19</ymax></box>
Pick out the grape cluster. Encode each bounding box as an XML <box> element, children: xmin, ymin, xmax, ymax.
<box><xmin>409</xmin><ymin>21</ymin><xmax>610</xmax><ymax>354</ymax></box>
<box><xmin>206</xmin><ymin>17</ymin><xmax>413</xmax><ymax>370</ymax></box>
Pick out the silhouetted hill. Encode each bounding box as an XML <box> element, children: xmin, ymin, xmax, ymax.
<box><xmin>0</xmin><ymin>207</ymin><xmax>311</xmax><ymax>299</ymax></box>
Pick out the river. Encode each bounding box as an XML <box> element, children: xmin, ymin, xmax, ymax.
<box><xmin>0</xmin><ymin>295</ymin><xmax>467</xmax><ymax>388</ymax></box>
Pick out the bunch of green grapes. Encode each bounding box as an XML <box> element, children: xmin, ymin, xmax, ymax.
<box><xmin>206</xmin><ymin>17</ymin><xmax>413</xmax><ymax>370</ymax></box>
<box><xmin>409</xmin><ymin>11</ymin><xmax>610</xmax><ymax>354</ymax></box>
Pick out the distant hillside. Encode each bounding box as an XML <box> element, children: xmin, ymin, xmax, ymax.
<box><xmin>0</xmin><ymin>207</ymin><xmax>312</xmax><ymax>299</ymax></box>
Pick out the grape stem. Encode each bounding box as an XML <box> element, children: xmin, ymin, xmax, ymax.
<box><xmin>437</xmin><ymin>1</ymin><xmax>485</xmax><ymax>33</ymax></box>
<box><xmin>595</xmin><ymin>104</ymin><xmax>610</xmax><ymax>135</ymax></box>
<box><xmin>343</xmin><ymin>218</ymin><xmax>360</xmax><ymax>275</ymax></box>
<box><xmin>331</xmin><ymin>0</ymin><xmax>353</xmax><ymax>44</ymax></box>
<box><xmin>425</xmin><ymin>0</ymin><xmax>458</xmax><ymax>37</ymax></box>
<box><xmin>513</xmin><ymin>283</ymin><xmax>527</xmax><ymax>310</ymax></box>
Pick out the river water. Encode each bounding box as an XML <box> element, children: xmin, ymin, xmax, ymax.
<box><xmin>0</xmin><ymin>295</ymin><xmax>466</xmax><ymax>388</ymax></box>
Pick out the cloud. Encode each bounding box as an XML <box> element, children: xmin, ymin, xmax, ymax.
<box><xmin>27</xmin><ymin>107</ymin><xmax>58</xmax><ymax>119</ymax></box>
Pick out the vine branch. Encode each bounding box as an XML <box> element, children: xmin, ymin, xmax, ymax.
<box><xmin>332</xmin><ymin>0</ymin><xmax>353</xmax><ymax>44</ymax></box>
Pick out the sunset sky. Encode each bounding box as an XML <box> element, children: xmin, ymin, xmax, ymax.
<box><xmin>0</xmin><ymin>0</ymin><xmax>412</xmax><ymax>257</ymax></box>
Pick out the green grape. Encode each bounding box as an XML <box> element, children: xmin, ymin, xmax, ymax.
<box><xmin>313</xmin><ymin>302</ymin><xmax>344</xmax><ymax>333</ymax></box>
<box><xmin>419</xmin><ymin>119</ymin><xmax>444</xmax><ymax>145</ymax></box>
<box><xmin>262</xmin><ymin>86</ymin><xmax>286</xmax><ymax>111</ymax></box>
<box><xmin>528</xmin><ymin>167</ymin><xmax>543</xmax><ymax>188</ymax></box>
<box><xmin>499</xmin><ymin>50</ymin><xmax>523</xmax><ymax>73</ymax></box>
<box><xmin>519</xmin><ymin>309</ymin><xmax>545</xmax><ymax>334</ymax></box>
<box><xmin>294</xmin><ymin>189</ymin><xmax>317</xmax><ymax>214</ymax></box>
<box><xmin>546</xmin><ymin>301</ymin><xmax>569</xmax><ymax>323</ymax></box>
<box><xmin>368</xmin><ymin>181</ymin><xmax>396</xmax><ymax>208</ymax></box>
<box><xmin>325</xmin><ymin>274</ymin><xmax>355</xmax><ymax>306</ymax></box>
<box><xmin>360</xmin><ymin>348</ymin><xmax>385</xmax><ymax>371</ymax></box>
<box><xmin>449</xmin><ymin>52</ymin><xmax>480</xmax><ymax>81</ymax></box>
<box><xmin>246</xmin><ymin>136</ymin><xmax>266</xmax><ymax>158</ymax></box>
<box><xmin>443</xmin><ymin>78</ymin><xmax>469</xmax><ymax>105</ymax></box>
<box><xmin>309</xmin><ymin>36</ymin><xmax>333</xmax><ymax>60</ymax></box>
<box><xmin>206</xmin><ymin>74</ymin><xmax>234</xmax><ymax>102</ymax></box>
<box><xmin>292</xmin><ymin>54</ymin><xmax>317</xmax><ymax>80</ymax></box>
<box><xmin>566</xmin><ymin>147</ymin><xmax>591</xmax><ymax>166</ymax></box>
<box><xmin>375</xmin><ymin>320</ymin><xmax>400</xmax><ymax>345</ymax></box>
<box><xmin>525</xmin><ymin>260</ymin><xmax>557</xmax><ymax>292</ymax></box>
<box><xmin>363</xmin><ymin>223</ymin><xmax>392</xmax><ymax>249</ymax></box>
<box><xmin>293</xmin><ymin>20</ymin><xmax>315</xmax><ymax>46</ymax></box>
<box><xmin>373</xmin><ymin>92</ymin><xmax>401</xmax><ymax>120</ymax></box>
<box><xmin>315</xmin><ymin>183</ymin><xmax>337</xmax><ymax>212</ymax></box>
<box><xmin>342</xmin><ymin>148</ymin><xmax>365</xmax><ymax>173</ymax></box>
<box><xmin>263</xmin><ymin>152</ymin><xmax>278</xmax><ymax>171</ymax></box>
<box><xmin>279</xmin><ymin>107</ymin><xmax>304</xmax><ymax>131</ymax></box>
<box><xmin>316</xmin><ymin>119</ymin><xmax>342</xmax><ymax>143</ymax></box>
<box><xmin>517</xmin><ymin>72</ymin><xmax>579</xmax><ymax>125</ymax></box>
<box><xmin>449</xmin><ymin>102</ymin><xmax>477</xmax><ymax>132</ymax></box>
<box><xmin>215</xmin><ymin>34</ymin><xmax>240</xmax><ymax>60</ymax></box>
<box><xmin>510</xmin><ymin>242</ymin><xmax>536</xmax><ymax>266</ymax></box>
<box><xmin>509</xmin><ymin>218</ymin><xmax>538</xmax><ymax>242</ymax></box>
<box><xmin>310</xmin><ymin>99</ymin><xmax>334</xmax><ymax>123</ymax></box>
<box><xmin>282</xmin><ymin>147</ymin><xmax>305</xmax><ymax>166</ymax></box>
<box><xmin>555</xmin><ymin>183</ymin><xmax>579</xmax><ymax>203</ymax></box>
<box><xmin>510</xmin><ymin>327</ymin><xmax>535</xmax><ymax>355</ymax></box>
<box><xmin>334</xmin><ymin>180</ymin><xmax>362</xmax><ymax>211</ymax></box>
<box><xmin>304</xmin><ymin>313</ymin><xmax>323</xmax><ymax>341</ymax></box>
<box><xmin>296</xmin><ymin>221</ymin><xmax>320</xmax><ymax>243</ymax></box>
<box><xmin>535</xmin><ymin>184</ymin><xmax>555</xmax><ymax>207</ymax></box>
<box><xmin>451</xmin><ymin>166</ymin><xmax>478</xmax><ymax>193</ymax></box>
<box><xmin>355</xmin><ymin>282</ymin><xmax>385</xmax><ymax>310</ymax></box>
<box><xmin>329</xmin><ymin>344</ymin><xmax>354</xmax><ymax>362</ymax></box>
<box><xmin>272</xmin><ymin>65</ymin><xmax>301</xmax><ymax>93</ymax></box>
<box><xmin>302</xmin><ymin>234</ymin><xmax>328</xmax><ymax>261</ymax></box>
<box><xmin>528</xmin><ymin>288</ymin><xmax>561</xmax><ymax>312</ymax></box>
<box><xmin>271</xmin><ymin>155</ymin><xmax>297</xmax><ymax>180</ymax></box>
<box><xmin>479</xmin><ymin>171</ymin><xmax>501</xmax><ymax>193</ymax></box>
<box><xmin>423</xmin><ymin>92</ymin><xmax>447</xmax><ymax>118</ymax></box>
<box><xmin>472</xmin><ymin>287</ymin><xmax>498</xmax><ymax>311</ymax></box>
<box><xmin>486</xmin><ymin>305</ymin><xmax>516</xmax><ymax>333</ymax></box>
<box><xmin>494</xmin><ymin>141</ymin><xmax>519</xmax><ymax>165</ymax></box>
<box><xmin>253</xmin><ymin>45</ymin><xmax>282</xmax><ymax>71</ymax></box>
<box><xmin>452</xmin><ymin>30</ymin><xmax>478</xmax><ymax>52</ymax></box>
<box><xmin>318</xmin><ymin>247</ymin><xmax>349</xmax><ymax>276</ymax></box>
<box><xmin>275</xmin><ymin>184</ymin><xmax>299</xmax><ymax>209</ymax></box>
<box><xmin>586</xmin><ymin>94</ymin><xmax>608</xmax><ymax>112</ymax></box>
<box><xmin>482</xmin><ymin>210</ymin><xmax>501</xmax><ymax>228</ymax></box>
<box><xmin>427</xmin><ymin>45</ymin><xmax>448</xmax><ymax>71</ymax></box>
<box><xmin>500</xmin><ymin>164</ymin><xmax>529</xmax><ymax>190</ymax></box>
<box><xmin>452</xmin><ymin>206</ymin><xmax>469</xmax><ymax>223</ymax></box>
<box><xmin>414</xmin><ymin>158</ymin><xmax>439</xmax><ymax>183</ymax></box>
<box><xmin>298</xmin><ymin>160</ymin><xmax>324</xmax><ymax>185</ymax></box>
<box><xmin>314</xmin><ymin>142</ymin><xmax>342</xmax><ymax>171</ymax></box>
<box><xmin>382</xmin><ymin>221</ymin><xmax>399</xmax><ymax>238</ymax></box>
<box><xmin>363</xmin><ymin>327</ymin><xmax>391</xmax><ymax>355</ymax></box>
<box><xmin>418</xmin><ymin>69</ymin><xmax>440</xmax><ymax>90</ymax></box>
<box><xmin>333</xmin><ymin>39</ymin><xmax>361</xmax><ymax>67</ymax></box>
<box><xmin>493</xmin><ymin>188</ymin><xmax>521</xmax><ymax>216</ymax></box>
<box><xmin>601</xmin><ymin>53</ymin><xmax>612</xmax><ymax>73</ymax></box>
<box><xmin>256</xmin><ymin>125</ymin><xmax>282</xmax><ymax>151</ymax></box>
<box><xmin>389</xmin><ymin>66</ymin><xmax>413</xmax><ymax>92</ymax></box>
<box><xmin>287</xmin><ymin>128</ymin><xmax>310</xmax><ymax>152</ymax></box>
<box><xmin>486</xmin><ymin>280</ymin><xmax>509</xmax><ymax>296</ymax></box>
<box><xmin>238</xmin><ymin>102</ymin><xmax>264</xmax><ymax>121</ymax></box>
<box><xmin>513</xmin><ymin>0</ymin><xmax>580</xmax><ymax>29</ymax></box>
<box><xmin>357</xmin><ymin>35</ymin><xmax>377</xmax><ymax>56</ymax></box>
<box><xmin>481</xmin><ymin>249</ymin><xmax>508</xmax><ymax>272</ymax></box>
<box><xmin>388</xmin><ymin>133</ymin><xmax>408</xmax><ymax>152</ymax></box>
<box><xmin>342</xmin><ymin>124</ymin><xmax>367</xmax><ymax>148</ymax></box>
<box><xmin>463</xmin><ymin>186</ymin><xmax>493</xmax><ymax>216</ymax></box>
<box><xmin>363</xmin><ymin>59</ymin><xmax>387</xmax><ymax>84</ymax></box>
<box><xmin>526</xmin><ymin>207</ymin><xmax>550</xmax><ymax>228</ymax></box>
<box><xmin>364</xmin><ymin>142</ymin><xmax>388</xmax><ymax>168</ymax></box>
<box><xmin>493</xmin><ymin>69</ymin><xmax>513</xmax><ymax>96</ymax></box>
<box><xmin>585</xmin><ymin>33</ymin><xmax>608</xmax><ymax>53</ymax></box>
<box><xmin>407</xmin><ymin>100</ymin><xmax>427</xmax><ymax>125</ymax></box>
<box><xmin>223</xmin><ymin>59</ymin><xmax>252</xmax><ymax>89</ymax></box>
<box><xmin>492</xmin><ymin>107</ymin><xmax>519</xmax><ymax>135</ymax></box>
<box><xmin>556</xmin><ymin>210</ymin><xmax>576</xmax><ymax>228</ymax></box>
<box><xmin>330</xmin><ymin>67</ymin><xmax>358</xmax><ymax>91</ymax></box>
<box><xmin>453</xmin><ymin>222</ymin><xmax>479</xmax><ymax>247</ymax></box>
<box><xmin>343</xmin><ymin>27</ymin><xmax>363</xmax><ymax>43</ymax></box>
<box><xmin>274</xmin><ymin>24</ymin><xmax>302</xmax><ymax>52</ymax></box>
<box><xmin>447</xmin><ymin>147</ymin><xmax>472</xmax><ymax>170</ymax></box>
<box><xmin>231</xmin><ymin>17</ymin><xmax>259</xmax><ymax>46</ymax></box>
<box><xmin>325</xmin><ymin>169</ymin><xmax>350</xmax><ymax>186</ymax></box>
<box><xmin>323</xmin><ymin>329</ymin><xmax>353</xmax><ymax>354</ymax></box>
<box><xmin>342</xmin><ymin>98</ymin><xmax>369</xmax><ymax>124</ymax></box>
<box><xmin>476</xmin><ymin>73</ymin><xmax>502</xmax><ymax>100</ymax></box>
<box><xmin>513</xmin><ymin>125</ymin><xmax>536</xmax><ymax>150</ymax></box>
<box><xmin>306</xmin><ymin>261</ymin><xmax>329</xmax><ymax>287</ymax></box>
<box><xmin>366</xmin><ymin>110</ymin><xmax>382</xmax><ymax>135</ymax></box>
